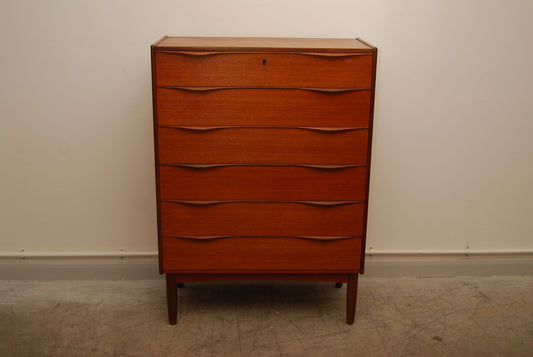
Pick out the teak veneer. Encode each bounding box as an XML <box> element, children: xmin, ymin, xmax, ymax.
<box><xmin>151</xmin><ymin>36</ymin><xmax>377</xmax><ymax>325</ymax></box>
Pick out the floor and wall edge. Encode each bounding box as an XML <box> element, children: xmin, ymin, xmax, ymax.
<box><xmin>1</xmin><ymin>251</ymin><xmax>532</xmax><ymax>280</ymax></box>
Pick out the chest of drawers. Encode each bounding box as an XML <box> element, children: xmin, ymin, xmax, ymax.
<box><xmin>151</xmin><ymin>36</ymin><xmax>377</xmax><ymax>325</ymax></box>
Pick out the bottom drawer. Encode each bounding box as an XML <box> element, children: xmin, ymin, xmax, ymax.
<box><xmin>161</xmin><ymin>237</ymin><xmax>362</xmax><ymax>273</ymax></box>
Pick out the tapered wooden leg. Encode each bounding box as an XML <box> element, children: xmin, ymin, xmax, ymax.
<box><xmin>346</xmin><ymin>273</ymin><xmax>358</xmax><ymax>324</ymax></box>
<box><xmin>166</xmin><ymin>273</ymin><xmax>177</xmax><ymax>325</ymax></box>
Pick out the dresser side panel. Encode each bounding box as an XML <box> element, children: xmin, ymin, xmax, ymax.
<box><xmin>151</xmin><ymin>44</ymin><xmax>164</xmax><ymax>274</ymax></box>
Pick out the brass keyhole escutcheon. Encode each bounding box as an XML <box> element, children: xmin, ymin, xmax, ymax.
<box><xmin>263</xmin><ymin>58</ymin><xmax>267</xmax><ymax>65</ymax></box>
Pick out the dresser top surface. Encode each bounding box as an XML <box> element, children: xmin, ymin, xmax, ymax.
<box><xmin>153</xmin><ymin>36</ymin><xmax>374</xmax><ymax>53</ymax></box>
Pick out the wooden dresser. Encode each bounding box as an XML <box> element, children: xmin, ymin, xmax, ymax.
<box><xmin>150</xmin><ymin>36</ymin><xmax>377</xmax><ymax>325</ymax></box>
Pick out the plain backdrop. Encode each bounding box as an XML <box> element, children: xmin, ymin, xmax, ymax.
<box><xmin>1</xmin><ymin>0</ymin><xmax>532</xmax><ymax>256</ymax></box>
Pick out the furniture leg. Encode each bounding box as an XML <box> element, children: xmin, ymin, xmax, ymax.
<box><xmin>166</xmin><ymin>273</ymin><xmax>177</xmax><ymax>325</ymax></box>
<box><xmin>346</xmin><ymin>273</ymin><xmax>358</xmax><ymax>324</ymax></box>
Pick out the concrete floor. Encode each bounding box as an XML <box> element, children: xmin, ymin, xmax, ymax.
<box><xmin>1</xmin><ymin>276</ymin><xmax>532</xmax><ymax>357</ymax></box>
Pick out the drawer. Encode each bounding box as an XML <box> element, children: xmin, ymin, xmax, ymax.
<box><xmin>160</xmin><ymin>201</ymin><xmax>364</xmax><ymax>237</ymax></box>
<box><xmin>156</xmin><ymin>88</ymin><xmax>371</xmax><ymax>127</ymax></box>
<box><xmin>155</xmin><ymin>52</ymin><xmax>372</xmax><ymax>88</ymax></box>
<box><xmin>159</xmin><ymin>164</ymin><xmax>367</xmax><ymax>201</ymax></box>
<box><xmin>161</xmin><ymin>236</ymin><xmax>363</xmax><ymax>272</ymax></box>
<box><xmin>157</xmin><ymin>127</ymin><xmax>369</xmax><ymax>165</ymax></box>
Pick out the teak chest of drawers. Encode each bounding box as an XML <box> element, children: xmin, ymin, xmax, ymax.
<box><xmin>151</xmin><ymin>36</ymin><xmax>377</xmax><ymax>325</ymax></box>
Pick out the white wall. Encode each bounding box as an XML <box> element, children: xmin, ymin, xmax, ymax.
<box><xmin>1</xmin><ymin>0</ymin><xmax>532</xmax><ymax>257</ymax></box>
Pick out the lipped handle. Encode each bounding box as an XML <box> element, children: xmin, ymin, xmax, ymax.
<box><xmin>163</xmin><ymin>163</ymin><xmax>361</xmax><ymax>170</ymax></box>
<box><xmin>159</xmin><ymin>50</ymin><xmax>368</xmax><ymax>58</ymax></box>
<box><xmin>162</xmin><ymin>200</ymin><xmax>361</xmax><ymax>207</ymax></box>
<box><xmin>165</xmin><ymin>235</ymin><xmax>358</xmax><ymax>241</ymax></box>
<box><xmin>161</xmin><ymin>125</ymin><xmax>364</xmax><ymax>133</ymax></box>
<box><xmin>163</xmin><ymin>86</ymin><xmax>365</xmax><ymax>93</ymax></box>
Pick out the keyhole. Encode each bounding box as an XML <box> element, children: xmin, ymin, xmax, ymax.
<box><xmin>263</xmin><ymin>58</ymin><xmax>267</xmax><ymax>65</ymax></box>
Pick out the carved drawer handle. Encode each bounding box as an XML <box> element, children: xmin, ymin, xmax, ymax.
<box><xmin>165</xmin><ymin>235</ymin><xmax>358</xmax><ymax>241</ymax></box>
<box><xmin>162</xmin><ymin>200</ymin><xmax>361</xmax><ymax>207</ymax></box>
<box><xmin>300</xmin><ymin>87</ymin><xmax>369</xmax><ymax>93</ymax></box>
<box><xmin>162</xmin><ymin>86</ymin><xmax>367</xmax><ymax>93</ymax></box>
<box><xmin>159</xmin><ymin>51</ymin><xmax>221</xmax><ymax>56</ymax></box>
<box><xmin>161</xmin><ymin>125</ymin><xmax>364</xmax><ymax>133</ymax></box>
<box><xmin>159</xmin><ymin>51</ymin><xmax>368</xmax><ymax>58</ymax></box>
<box><xmin>297</xmin><ymin>201</ymin><xmax>362</xmax><ymax>207</ymax></box>
<box><xmin>299</xmin><ymin>52</ymin><xmax>369</xmax><ymax>58</ymax></box>
<box><xmin>163</xmin><ymin>163</ymin><xmax>361</xmax><ymax>170</ymax></box>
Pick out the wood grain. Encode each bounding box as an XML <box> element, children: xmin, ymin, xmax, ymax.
<box><xmin>161</xmin><ymin>236</ymin><xmax>362</xmax><ymax>272</ymax></box>
<box><xmin>171</xmin><ymin>273</ymin><xmax>353</xmax><ymax>282</ymax></box>
<box><xmin>358</xmin><ymin>42</ymin><xmax>378</xmax><ymax>274</ymax></box>
<box><xmin>156</xmin><ymin>88</ymin><xmax>371</xmax><ymax>127</ymax></box>
<box><xmin>152</xmin><ymin>36</ymin><xmax>377</xmax><ymax>325</ymax></box>
<box><xmin>154</xmin><ymin>37</ymin><xmax>373</xmax><ymax>52</ymax></box>
<box><xmin>159</xmin><ymin>164</ymin><xmax>367</xmax><ymax>201</ymax></box>
<box><xmin>155</xmin><ymin>52</ymin><xmax>373</xmax><ymax>88</ymax></box>
<box><xmin>160</xmin><ymin>201</ymin><xmax>364</xmax><ymax>237</ymax></box>
<box><xmin>151</xmin><ymin>42</ymin><xmax>164</xmax><ymax>274</ymax></box>
<box><xmin>346</xmin><ymin>274</ymin><xmax>358</xmax><ymax>324</ymax></box>
<box><xmin>158</xmin><ymin>127</ymin><xmax>368</xmax><ymax>165</ymax></box>
<box><xmin>165</xmin><ymin>273</ymin><xmax>177</xmax><ymax>325</ymax></box>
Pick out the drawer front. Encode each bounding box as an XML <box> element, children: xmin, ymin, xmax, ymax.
<box><xmin>157</xmin><ymin>88</ymin><xmax>371</xmax><ymax>127</ymax></box>
<box><xmin>160</xmin><ymin>201</ymin><xmax>364</xmax><ymax>237</ymax></box>
<box><xmin>158</xmin><ymin>127</ymin><xmax>369</xmax><ymax>165</ymax></box>
<box><xmin>155</xmin><ymin>52</ymin><xmax>372</xmax><ymax>88</ymax></box>
<box><xmin>161</xmin><ymin>236</ymin><xmax>362</xmax><ymax>272</ymax></box>
<box><xmin>159</xmin><ymin>165</ymin><xmax>367</xmax><ymax>201</ymax></box>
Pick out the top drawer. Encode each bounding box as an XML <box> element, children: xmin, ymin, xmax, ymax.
<box><xmin>154</xmin><ymin>52</ymin><xmax>373</xmax><ymax>88</ymax></box>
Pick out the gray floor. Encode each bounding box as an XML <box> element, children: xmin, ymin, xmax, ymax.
<box><xmin>1</xmin><ymin>276</ymin><xmax>532</xmax><ymax>357</ymax></box>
